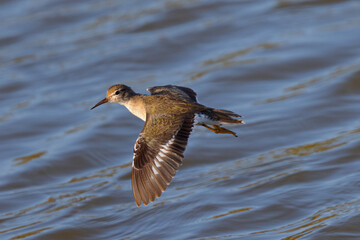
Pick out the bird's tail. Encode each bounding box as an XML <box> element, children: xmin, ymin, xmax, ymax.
<box><xmin>201</xmin><ymin>108</ymin><xmax>244</xmax><ymax>124</ymax></box>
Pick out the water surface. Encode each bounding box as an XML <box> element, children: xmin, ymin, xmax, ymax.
<box><xmin>1</xmin><ymin>0</ymin><xmax>360</xmax><ymax>239</ymax></box>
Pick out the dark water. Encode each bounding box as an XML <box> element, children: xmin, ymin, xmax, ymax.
<box><xmin>1</xmin><ymin>0</ymin><xmax>360</xmax><ymax>239</ymax></box>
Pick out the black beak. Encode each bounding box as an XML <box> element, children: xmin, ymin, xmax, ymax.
<box><xmin>90</xmin><ymin>98</ymin><xmax>108</xmax><ymax>110</ymax></box>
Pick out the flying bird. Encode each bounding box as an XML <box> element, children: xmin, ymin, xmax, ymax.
<box><xmin>91</xmin><ymin>84</ymin><xmax>244</xmax><ymax>206</ymax></box>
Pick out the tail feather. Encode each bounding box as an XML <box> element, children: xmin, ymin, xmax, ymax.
<box><xmin>206</xmin><ymin>108</ymin><xmax>244</xmax><ymax>124</ymax></box>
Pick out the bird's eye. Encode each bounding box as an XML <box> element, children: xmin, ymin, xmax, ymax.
<box><xmin>115</xmin><ymin>90</ymin><xmax>120</xmax><ymax>95</ymax></box>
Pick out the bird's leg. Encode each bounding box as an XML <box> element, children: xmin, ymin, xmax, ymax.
<box><xmin>212</xmin><ymin>125</ymin><xmax>238</xmax><ymax>137</ymax></box>
<box><xmin>200</xmin><ymin>124</ymin><xmax>238</xmax><ymax>137</ymax></box>
<box><xmin>200</xmin><ymin>123</ymin><xmax>216</xmax><ymax>132</ymax></box>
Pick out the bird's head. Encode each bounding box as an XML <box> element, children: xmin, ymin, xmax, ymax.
<box><xmin>91</xmin><ymin>84</ymin><xmax>135</xmax><ymax>110</ymax></box>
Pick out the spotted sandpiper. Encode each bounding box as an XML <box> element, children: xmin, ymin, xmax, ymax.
<box><xmin>91</xmin><ymin>84</ymin><xmax>244</xmax><ymax>206</ymax></box>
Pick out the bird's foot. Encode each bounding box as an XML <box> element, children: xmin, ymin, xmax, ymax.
<box><xmin>200</xmin><ymin>124</ymin><xmax>238</xmax><ymax>137</ymax></box>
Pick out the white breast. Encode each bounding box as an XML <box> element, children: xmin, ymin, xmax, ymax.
<box><xmin>122</xmin><ymin>102</ymin><xmax>146</xmax><ymax>121</ymax></box>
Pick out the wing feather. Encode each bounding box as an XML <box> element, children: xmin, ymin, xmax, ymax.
<box><xmin>147</xmin><ymin>85</ymin><xmax>198</xmax><ymax>102</ymax></box>
<box><xmin>131</xmin><ymin>114</ymin><xmax>194</xmax><ymax>206</ymax></box>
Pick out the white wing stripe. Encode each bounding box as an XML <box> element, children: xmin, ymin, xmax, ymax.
<box><xmin>154</xmin><ymin>159</ymin><xmax>161</xmax><ymax>167</ymax></box>
<box><xmin>156</xmin><ymin>156</ymin><xmax>164</xmax><ymax>162</ymax></box>
<box><xmin>152</xmin><ymin>166</ymin><xmax>159</xmax><ymax>175</ymax></box>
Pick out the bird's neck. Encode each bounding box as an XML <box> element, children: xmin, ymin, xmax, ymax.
<box><xmin>122</xmin><ymin>94</ymin><xmax>146</xmax><ymax>121</ymax></box>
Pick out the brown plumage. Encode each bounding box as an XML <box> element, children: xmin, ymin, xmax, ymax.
<box><xmin>91</xmin><ymin>84</ymin><xmax>244</xmax><ymax>206</ymax></box>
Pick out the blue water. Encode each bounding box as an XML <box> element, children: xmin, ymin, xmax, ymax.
<box><xmin>1</xmin><ymin>0</ymin><xmax>360</xmax><ymax>239</ymax></box>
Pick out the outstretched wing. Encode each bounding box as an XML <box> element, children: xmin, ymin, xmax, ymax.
<box><xmin>147</xmin><ymin>85</ymin><xmax>198</xmax><ymax>102</ymax></box>
<box><xmin>132</xmin><ymin>113</ymin><xmax>194</xmax><ymax>206</ymax></box>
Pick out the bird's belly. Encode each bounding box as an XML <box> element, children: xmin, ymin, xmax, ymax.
<box><xmin>194</xmin><ymin>113</ymin><xmax>219</xmax><ymax>125</ymax></box>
